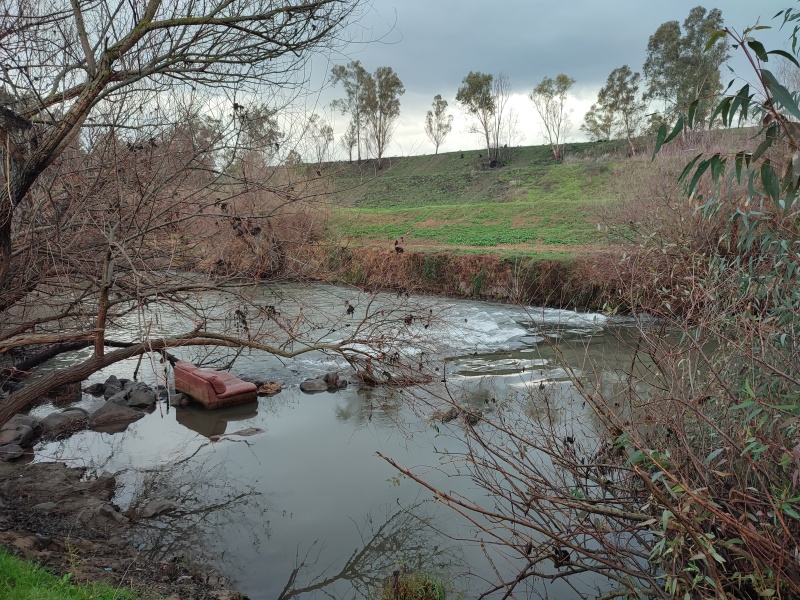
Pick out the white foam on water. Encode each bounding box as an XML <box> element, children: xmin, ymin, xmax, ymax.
<box><xmin>524</xmin><ymin>307</ymin><xmax>608</xmax><ymax>330</ymax></box>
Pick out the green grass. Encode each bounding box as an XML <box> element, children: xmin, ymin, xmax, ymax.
<box><xmin>332</xmin><ymin>197</ymin><xmax>609</xmax><ymax>247</ymax></box>
<box><xmin>325</xmin><ymin>140</ymin><xmax>626</xmax><ymax>252</ymax></box>
<box><xmin>379</xmin><ymin>570</ymin><xmax>448</xmax><ymax>600</ymax></box>
<box><xmin>0</xmin><ymin>547</ymin><xmax>139</xmax><ymax>600</ymax></box>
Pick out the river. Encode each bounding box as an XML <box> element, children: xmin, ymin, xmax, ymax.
<box><xmin>30</xmin><ymin>283</ymin><xmax>643</xmax><ymax>599</ymax></box>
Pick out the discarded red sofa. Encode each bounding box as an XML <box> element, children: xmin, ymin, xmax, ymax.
<box><xmin>173</xmin><ymin>360</ymin><xmax>257</xmax><ymax>409</ymax></box>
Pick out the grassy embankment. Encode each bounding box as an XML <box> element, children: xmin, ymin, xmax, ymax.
<box><xmin>0</xmin><ymin>547</ymin><xmax>137</xmax><ymax>600</ymax></box>
<box><xmin>312</xmin><ymin>139</ymin><xmax>645</xmax><ymax>309</ymax></box>
<box><xmin>328</xmin><ymin>140</ymin><xmax>632</xmax><ymax>258</ymax></box>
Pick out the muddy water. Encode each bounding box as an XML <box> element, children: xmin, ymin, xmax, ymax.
<box><xmin>30</xmin><ymin>284</ymin><xmax>642</xmax><ymax>599</ymax></box>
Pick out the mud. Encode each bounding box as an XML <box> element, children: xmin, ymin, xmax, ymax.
<box><xmin>0</xmin><ymin>461</ymin><xmax>245</xmax><ymax>599</ymax></box>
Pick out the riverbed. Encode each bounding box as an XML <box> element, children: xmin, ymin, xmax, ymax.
<box><xmin>27</xmin><ymin>283</ymin><xmax>641</xmax><ymax>598</ymax></box>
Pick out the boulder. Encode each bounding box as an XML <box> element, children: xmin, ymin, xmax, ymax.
<box><xmin>107</xmin><ymin>390</ymin><xmax>129</xmax><ymax>405</ymax></box>
<box><xmin>103</xmin><ymin>385</ymin><xmax>122</xmax><ymax>400</ymax></box>
<box><xmin>0</xmin><ymin>424</ymin><xmax>34</xmax><ymax>447</ymax></box>
<box><xmin>98</xmin><ymin>503</ymin><xmax>128</xmax><ymax>524</ymax></box>
<box><xmin>127</xmin><ymin>388</ymin><xmax>157</xmax><ymax>408</ymax></box>
<box><xmin>139</xmin><ymin>499</ymin><xmax>180</xmax><ymax>519</ymax></box>
<box><xmin>300</xmin><ymin>378</ymin><xmax>328</xmax><ymax>393</ymax></box>
<box><xmin>4</xmin><ymin>414</ymin><xmax>39</xmax><ymax>430</ymax></box>
<box><xmin>89</xmin><ymin>403</ymin><xmax>143</xmax><ymax>429</ymax></box>
<box><xmin>84</xmin><ymin>382</ymin><xmax>106</xmax><ymax>395</ymax></box>
<box><xmin>104</xmin><ymin>375</ymin><xmax>122</xmax><ymax>389</ymax></box>
<box><xmin>40</xmin><ymin>410</ymin><xmax>88</xmax><ymax>438</ymax></box>
<box><xmin>0</xmin><ymin>443</ymin><xmax>24</xmax><ymax>461</ymax></box>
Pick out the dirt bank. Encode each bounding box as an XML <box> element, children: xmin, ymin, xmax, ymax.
<box><xmin>298</xmin><ymin>245</ymin><xmax>627</xmax><ymax>311</ymax></box>
<box><xmin>0</xmin><ymin>461</ymin><xmax>244</xmax><ymax>599</ymax></box>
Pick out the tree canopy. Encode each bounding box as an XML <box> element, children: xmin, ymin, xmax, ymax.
<box><xmin>529</xmin><ymin>73</ymin><xmax>575</xmax><ymax>161</ymax></box>
<box><xmin>362</xmin><ymin>66</ymin><xmax>405</xmax><ymax>169</ymax></box>
<box><xmin>330</xmin><ymin>60</ymin><xmax>370</xmax><ymax>163</ymax></box>
<box><xmin>582</xmin><ymin>65</ymin><xmax>645</xmax><ymax>155</ymax></box>
<box><xmin>332</xmin><ymin>62</ymin><xmax>405</xmax><ymax>167</ymax></box>
<box><xmin>643</xmin><ymin>6</ymin><xmax>729</xmax><ymax>125</ymax></box>
<box><xmin>456</xmin><ymin>71</ymin><xmax>495</xmax><ymax>159</ymax></box>
<box><xmin>424</xmin><ymin>94</ymin><xmax>453</xmax><ymax>155</ymax></box>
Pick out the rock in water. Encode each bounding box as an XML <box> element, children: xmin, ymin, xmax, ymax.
<box><xmin>0</xmin><ymin>424</ymin><xmax>34</xmax><ymax>447</ymax></box>
<box><xmin>300</xmin><ymin>378</ymin><xmax>328</xmax><ymax>393</ymax></box>
<box><xmin>0</xmin><ymin>443</ymin><xmax>24</xmax><ymax>461</ymax></box>
<box><xmin>40</xmin><ymin>410</ymin><xmax>88</xmax><ymax>439</ymax></box>
<box><xmin>89</xmin><ymin>403</ymin><xmax>143</xmax><ymax>429</ymax></box>
<box><xmin>127</xmin><ymin>388</ymin><xmax>157</xmax><ymax>408</ymax></box>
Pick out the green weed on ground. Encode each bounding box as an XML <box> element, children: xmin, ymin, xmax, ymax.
<box><xmin>378</xmin><ymin>570</ymin><xmax>448</xmax><ymax>600</ymax></box>
<box><xmin>326</xmin><ymin>140</ymin><xmax>625</xmax><ymax>251</ymax></box>
<box><xmin>332</xmin><ymin>198</ymin><xmax>608</xmax><ymax>247</ymax></box>
<box><xmin>0</xmin><ymin>547</ymin><xmax>138</xmax><ymax>600</ymax></box>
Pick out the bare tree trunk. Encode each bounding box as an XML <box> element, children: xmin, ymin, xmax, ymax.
<box><xmin>94</xmin><ymin>238</ymin><xmax>115</xmax><ymax>357</ymax></box>
<box><xmin>0</xmin><ymin>341</ymin><xmax>150</xmax><ymax>426</ymax></box>
<box><xmin>1</xmin><ymin>336</ymin><xmax>224</xmax><ymax>426</ymax></box>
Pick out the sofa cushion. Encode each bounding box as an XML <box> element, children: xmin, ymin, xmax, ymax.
<box><xmin>219</xmin><ymin>381</ymin><xmax>258</xmax><ymax>398</ymax></box>
<box><xmin>195</xmin><ymin>370</ymin><xmax>227</xmax><ymax>394</ymax></box>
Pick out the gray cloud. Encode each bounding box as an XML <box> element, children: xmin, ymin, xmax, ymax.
<box><xmin>316</xmin><ymin>0</ymin><xmax>788</xmax><ymax>155</ymax></box>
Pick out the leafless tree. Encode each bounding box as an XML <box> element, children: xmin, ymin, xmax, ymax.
<box><xmin>489</xmin><ymin>73</ymin><xmax>512</xmax><ymax>164</ymax></box>
<box><xmin>304</xmin><ymin>113</ymin><xmax>334</xmax><ymax>168</ymax></box>
<box><xmin>0</xmin><ymin>1</ymin><xmax>444</xmax><ymax>427</ymax></box>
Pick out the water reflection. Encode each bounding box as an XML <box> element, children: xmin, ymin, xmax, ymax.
<box><xmin>333</xmin><ymin>387</ymin><xmax>404</xmax><ymax>427</ymax></box>
<box><xmin>276</xmin><ymin>502</ymin><xmax>463</xmax><ymax>599</ymax></box>
<box><xmin>175</xmin><ymin>401</ymin><xmax>260</xmax><ymax>438</ymax></box>
<box><xmin>122</xmin><ymin>446</ymin><xmax>268</xmax><ymax>571</ymax></box>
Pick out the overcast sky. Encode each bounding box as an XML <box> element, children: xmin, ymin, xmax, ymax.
<box><xmin>304</xmin><ymin>0</ymin><xmax>788</xmax><ymax>158</ymax></box>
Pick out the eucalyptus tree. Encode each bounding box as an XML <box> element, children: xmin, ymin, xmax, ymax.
<box><xmin>306</xmin><ymin>113</ymin><xmax>334</xmax><ymax>167</ymax></box>
<box><xmin>643</xmin><ymin>6</ymin><xmax>729</xmax><ymax>125</ymax></box>
<box><xmin>455</xmin><ymin>71</ymin><xmax>511</xmax><ymax>163</ymax></box>
<box><xmin>529</xmin><ymin>73</ymin><xmax>575</xmax><ymax>161</ymax></box>
<box><xmin>424</xmin><ymin>94</ymin><xmax>452</xmax><ymax>154</ymax></box>
<box><xmin>330</xmin><ymin>60</ymin><xmax>370</xmax><ymax>162</ymax></box>
<box><xmin>582</xmin><ymin>66</ymin><xmax>646</xmax><ymax>155</ymax></box>
<box><xmin>456</xmin><ymin>71</ymin><xmax>494</xmax><ymax>159</ymax></box>
<box><xmin>361</xmin><ymin>66</ymin><xmax>404</xmax><ymax>169</ymax></box>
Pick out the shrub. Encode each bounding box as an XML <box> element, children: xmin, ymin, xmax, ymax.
<box><xmin>379</xmin><ymin>569</ymin><xmax>447</xmax><ymax>600</ymax></box>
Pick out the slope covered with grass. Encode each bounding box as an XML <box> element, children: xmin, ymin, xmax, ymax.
<box><xmin>326</xmin><ymin>140</ymin><xmax>632</xmax><ymax>257</ymax></box>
